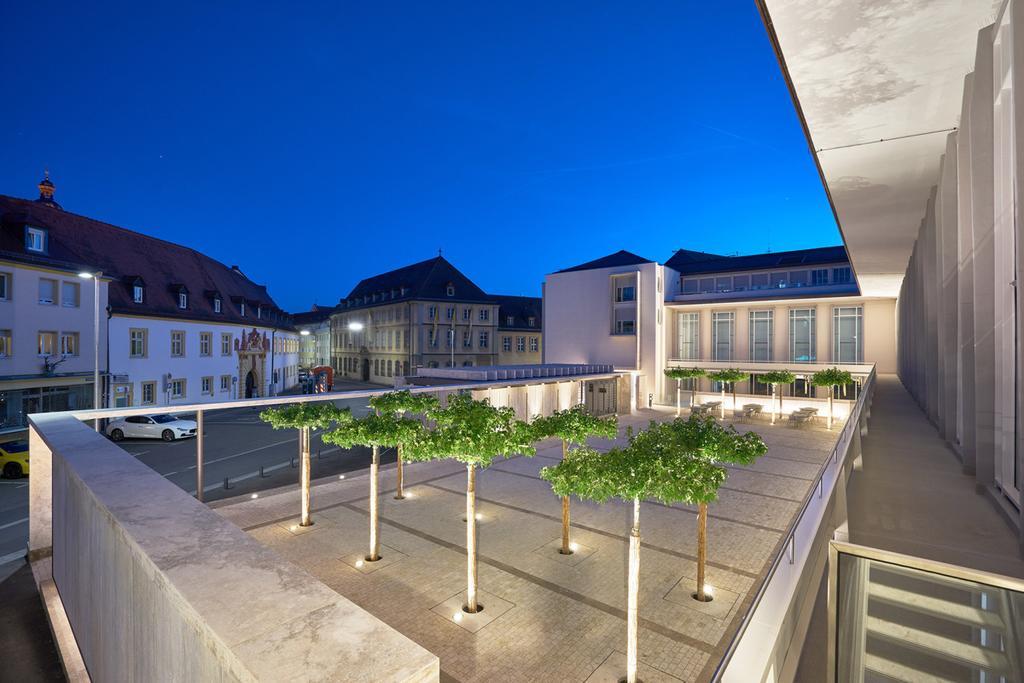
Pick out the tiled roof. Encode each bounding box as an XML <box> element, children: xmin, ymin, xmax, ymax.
<box><xmin>291</xmin><ymin>305</ymin><xmax>336</xmax><ymax>325</ymax></box>
<box><xmin>493</xmin><ymin>294</ymin><xmax>542</xmax><ymax>331</ymax></box>
<box><xmin>556</xmin><ymin>250</ymin><xmax>655</xmax><ymax>273</ymax></box>
<box><xmin>667</xmin><ymin>245</ymin><xmax>849</xmax><ymax>275</ymax></box>
<box><xmin>0</xmin><ymin>193</ymin><xmax>292</xmax><ymax>328</ymax></box>
<box><xmin>339</xmin><ymin>256</ymin><xmax>494</xmax><ymax>310</ymax></box>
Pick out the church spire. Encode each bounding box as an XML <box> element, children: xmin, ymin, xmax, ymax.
<box><xmin>36</xmin><ymin>170</ymin><xmax>61</xmax><ymax>209</ymax></box>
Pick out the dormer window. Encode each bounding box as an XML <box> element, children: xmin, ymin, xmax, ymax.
<box><xmin>256</xmin><ymin>305</ymin><xmax>262</xmax><ymax>320</ymax></box>
<box><xmin>506</xmin><ymin>315</ymin><xmax>514</xmax><ymax>326</ymax></box>
<box><xmin>528</xmin><ymin>316</ymin><xmax>536</xmax><ymax>327</ymax></box>
<box><xmin>25</xmin><ymin>227</ymin><xmax>47</xmax><ymax>253</ymax></box>
<box><xmin>178</xmin><ymin>292</ymin><xmax>188</xmax><ymax>309</ymax></box>
<box><xmin>133</xmin><ymin>285</ymin><xmax>144</xmax><ymax>303</ymax></box>
<box><xmin>446</xmin><ymin>283</ymin><xmax>455</xmax><ymax>297</ymax></box>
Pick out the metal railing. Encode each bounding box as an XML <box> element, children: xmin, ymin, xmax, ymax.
<box><xmin>710</xmin><ymin>364</ymin><xmax>876</xmax><ymax>681</ymax></box>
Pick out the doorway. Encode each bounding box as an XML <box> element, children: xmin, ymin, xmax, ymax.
<box><xmin>244</xmin><ymin>370</ymin><xmax>257</xmax><ymax>398</ymax></box>
<box><xmin>361</xmin><ymin>358</ymin><xmax>370</xmax><ymax>382</ymax></box>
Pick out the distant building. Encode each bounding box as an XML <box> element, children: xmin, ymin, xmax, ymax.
<box><xmin>292</xmin><ymin>306</ymin><xmax>332</xmax><ymax>369</ymax></box>
<box><xmin>544</xmin><ymin>246</ymin><xmax>897</xmax><ymax>406</ymax></box>
<box><xmin>494</xmin><ymin>295</ymin><xmax>542</xmax><ymax>365</ymax></box>
<box><xmin>0</xmin><ymin>176</ymin><xmax>300</xmax><ymax>431</ymax></box>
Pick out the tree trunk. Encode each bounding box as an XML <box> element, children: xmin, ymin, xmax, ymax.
<box><xmin>626</xmin><ymin>497</ymin><xmax>641</xmax><ymax>683</ymax></box>
<box><xmin>368</xmin><ymin>445</ymin><xmax>380</xmax><ymax>561</ymax></box>
<box><xmin>696</xmin><ymin>501</ymin><xmax>708</xmax><ymax>601</ymax></box>
<box><xmin>828</xmin><ymin>390</ymin><xmax>834</xmax><ymax>430</ymax></box>
<box><xmin>466</xmin><ymin>464</ymin><xmax>479</xmax><ymax>613</ymax></box>
<box><xmin>560</xmin><ymin>439</ymin><xmax>572</xmax><ymax>554</ymax></box>
<box><xmin>299</xmin><ymin>426</ymin><xmax>312</xmax><ymax>527</ymax></box>
<box><xmin>675</xmin><ymin>379</ymin><xmax>681</xmax><ymax>416</ymax></box>
<box><xmin>720</xmin><ymin>387</ymin><xmax>726</xmax><ymax>419</ymax></box>
<box><xmin>394</xmin><ymin>442</ymin><xmax>405</xmax><ymax>500</ymax></box>
<box><xmin>732</xmin><ymin>383</ymin><xmax>738</xmax><ymax>415</ymax></box>
<box><xmin>689</xmin><ymin>378</ymin><xmax>696</xmax><ymax>408</ymax></box>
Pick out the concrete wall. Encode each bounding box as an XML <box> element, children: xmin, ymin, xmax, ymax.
<box><xmin>33</xmin><ymin>412</ymin><xmax>438</xmax><ymax>682</ymax></box>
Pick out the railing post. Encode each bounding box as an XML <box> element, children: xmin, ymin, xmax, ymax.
<box><xmin>196</xmin><ymin>409</ymin><xmax>204</xmax><ymax>502</ymax></box>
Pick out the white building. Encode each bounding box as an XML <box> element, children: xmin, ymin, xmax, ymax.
<box><xmin>0</xmin><ymin>177</ymin><xmax>300</xmax><ymax>422</ymax></box>
<box><xmin>544</xmin><ymin>247</ymin><xmax>897</xmax><ymax>408</ymax></box>
<box><xmin>292</xmin><ymin>306</ymin><xmax>332</xmax><ymax>369</ymax></box>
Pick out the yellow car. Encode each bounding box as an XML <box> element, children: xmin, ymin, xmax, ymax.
<box><xmin>0</xmin><ymin>441</ymin><xmax>29</xmax><ymax>478</ymax></box>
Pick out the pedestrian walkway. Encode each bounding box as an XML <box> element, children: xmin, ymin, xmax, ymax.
<box><xmin>0</xmin><ymin>559</ymin><xmax>65</xmax><ymax>681</ymax></box>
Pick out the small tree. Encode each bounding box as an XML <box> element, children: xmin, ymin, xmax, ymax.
<box><xmin>708</xmin><ymin>369</ymin><xmax>748</xmax><ymax>419</ymax></box>
<box><xmin>532</xmin><ymin>404</ymin><xmax>618</xmax><ymax>555</ymax></box>
<box><xmin>405</xmin><ymin>393</ymin><xmax>535</xmax><ymax>613</ymax></box>
<box><xmin>811</xmin><ymin>368</ymin><xmax>854</xmax><ymax>429</ymax></box>
<box><xmin>323</xmin><ymin>406</ymin><xmax>425</xmax><ymax>562</ymax></box>
<box><xmin>664</xmin><ymin>415</ymin><xmax>767</xmax><ymax>601</ymax></box>
<box><xmin>664</xmin><ymin>367</ymin><xmax>706</xmax><ymax>415</ymax></box>
<box><xmin>368</xmin><ymin>390</ymin><xmax>439</xmax><ymax>499</ymax></box>
<box><xmin>759</xmin><ymin>370</ymin><xmax>796</xmax><ymax>424</ymax></box>
<box><xmin>260</xmin><ymin>402</ymin><xmax>349</xmax><ymax>527</ymax></box>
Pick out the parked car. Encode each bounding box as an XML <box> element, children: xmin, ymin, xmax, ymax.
<box><xmin>0</xmin><ymin>441</ymin><xmax>29</xmax><ymax>478</ymax></box>
<box><xmin>106</xmin><ymin>414</ymin><xmax>198</xmax><ymax>442</ymax></box>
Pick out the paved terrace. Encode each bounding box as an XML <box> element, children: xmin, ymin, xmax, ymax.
<box><xmin>215</xmin><ymin>408</ymin><xmax>845</xmax><ymax>683</ymax></box>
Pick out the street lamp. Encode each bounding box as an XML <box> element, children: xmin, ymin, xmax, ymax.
<box><xmin>78</xmin><ymin>270</ymin><xmax>103</xmax><ymax>431</ymax></box>
<box><xmin>347</xmin><ymin>321</ymin><xmax>364</xmax><ymax>331</ymax></box>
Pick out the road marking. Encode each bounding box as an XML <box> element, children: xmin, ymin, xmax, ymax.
<box><xmin>161</xmin><ymin>437</ymin><xmax>297</xmax><ymax>476</ymax></box>
<box><xmin>0</xmin><ymin>549</ymin><xmax>26</xmax><ymax>565</ymax></box>
<box><xmin>0</xmin><ymin>517</ymin><xmax>28</xmax><ymax>531</ymax></box>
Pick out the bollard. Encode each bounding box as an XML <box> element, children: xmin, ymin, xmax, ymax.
<box><xmin>259</xmin><ymin>466</ymin><xmax>268</xmax><ymax>478</ymax></box>
<box><xmin>290</xmin><ymin>457</ymin><xmax>297</xmax><ymax>469</ymax></box>
<box><xmin>224</xmin><ymin>477</ymin><xmax>231</xmax><ymax>490</ymax></box>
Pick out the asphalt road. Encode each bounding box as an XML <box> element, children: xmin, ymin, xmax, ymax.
<box><xmin>0</xmin><ymin>381</ymin><xmax>400</xmax><ymax>561</ymax></box>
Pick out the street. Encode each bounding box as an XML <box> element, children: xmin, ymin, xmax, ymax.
<box><xmin>0</xmin><ymin>383</ymin><xmax>399</xmax><ymax>561</ymax></box>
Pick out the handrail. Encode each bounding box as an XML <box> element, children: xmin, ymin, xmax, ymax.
<box><xmin>710</xmin><ymin>363</ymin><xmax>876</xmax><ymax>680</ymax></box>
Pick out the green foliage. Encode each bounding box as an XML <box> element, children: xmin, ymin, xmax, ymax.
<box><xmin>322</xmin><ymin>412</ymin><xmax>424</xmax><ymax>449</ymax></box>
<box><xmin>404</xmin><ymin>393</ymin><xmax>536</xmax><ymax>468</ymax></box>
<box><xmin>664</xmin><ymin>367</ymin><xmax>706</xmax><ymax>381</ymax></box>
<box><xmin>810</xmin><ymin>368</ymin><xmax>854</xmax><ymax>388</ymax></box>
<box><xmin>368</xmin><ymin>390</ymin><xmax>439</xmax><ymax>416</ymax></box>
<box><xmin>708</xmin><ymin>368</ymin><xmax>748</xmax><ymax>386</ymax></box>
<box><xmin>531</xmin><ymin>404</ymin><xmax>618</xmax><ymax>446</ymax></box>
<box><xmin>540</xmin><ymin>414</ymin><xmax>767</xmax><ymax>506</ymax></box>
<box><xmin>260</xmin><ymin>402</ymin><xmax>350</xmax><ymax>430</ymax></box>
<box><xmin>760</xmin><ymin>370</ymin><xmax>797</xmax><ymax>386</ymax></box>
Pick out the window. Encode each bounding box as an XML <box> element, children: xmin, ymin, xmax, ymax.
<box><xmin>374</xmin><ymin>359</ymin><xmax>380</xmax><ymax>375</ymax></box>
<box><xmin>789</xmin><ymin>270</ymin><xmax>809</xmax><ymax>287</ymax></box>
<box><xmin>25</xmin><ymin>227</ymin><xmax>46</xmax><ymax>253</ymax></box>
<box><xmin>715</xmin><ymin>277</ymin><xmax>731</xmax><ymax>293</ymax></box>
<box><xmin>220</xmin><ymin>375</ymin><xmax>231</xmax><ymax>392</ymax></box>
<box><xmin>37</xmin><ymin>331</ymin><xmax>57</xmax><ymax>357</ymax></box>
<box><xmin>38</xmin><ymin>278</ymin><xmax>56</xmax><ymax>305</ymax></box>
<box><xmin>502</xmin><ymin>336</ymin><xmax>512</xmax><ymax>352</ymax></box>
<box><xmin>505</xmin><ymin>315</ymin><xmax>514</xmax><ymax>326</ymax></box>
<box><xmin>240</xmin><ymin>301</ymin><xmax>246</xmax><ymax>317</ymax></box>
<box><xmin>711</xmin><ymin>311</ymin><xmax>734</xmax><ymax>361</ymax></box>
<box><xmin>0</xmin><ymin>329</ymin><xmax>11</xmax><ymax>357</ymax></box>
<box><xmin>171</xmin><ymin>330</ymin><xmax>185</xmax><ymax>357</ymax></box>
<box><xmin>733</xmin><ymin>275</ymin><xmax>750</xmax><ymax>291</ymax></box>
<box><xmin>529</xmin><ymin>337</ymin><xmax>538</xmax><ymax>352</ymax></box>
<box><xmin>770</xmin><ymin>272</ymin><xmax>788</xmax><ymax>288</ymax></box>
<box><xmin>256</xmin><ymin>306</ymin><xmax>262</xmax><ymax>319</ymax></box>
<box><xmin>749</xmin><ymin>310</ymin><xmax>773</xmax><ymax>361</ymax></box>
<box><xmin>387</xmin><ymin>360</ymin><xmax>393</xmax><ymax>376</ymax></box>
<box><xmin>527</xmin><ymin>316</ymin><xmax>536</xmax><ymax>327</ymax></box>
<box><xmin>463</xmin><ymin>308</ymin><xmax>471</xmax><ymax>321</ymax></box>
<box><xmin>214</xmin><ymin>296</ymin><xmax>222</xmax><ymax>313</ymax></box>
<box><xmin>479</xmin><ymin>331</ymin><xmax>489</xmax><ymax>349</ymax></box>
<box><xmin>130</xmin><ymin>329</ymin><xmax>148</xmax><ymax>358</ymax></box>
<box><xmin>141</xmin><ymin>382</ymin><xmax>156</xmax><ymax>405</ymax></box>
<box><xmin>832</xmin><ymin>267</ymin><xmax>853</xmax><ymax>284</ymax></box>
<box><xmin>446</xmin><ymin>306</ymin><xmax>455</xmax><ymax>320</ymax></box>
<box><xmin>58</xmin><ymin>281</ymin><xmax>79</xmax><ymax>308</ymax></box>
<box><xmin>479</xmin><ymin>308</ymin><xmax>489</xmax><ymax>321</ymax></box>
<box><xmin>170</xmin><ymin>379</ymin><xmax>186</xmax><ymax>399</ymax></box>
<box><xmin>516</xmin><ymin>336</ymin><xmax>526</xmax><ymax>352</ymax></box>
<box><xmin>199</xmin><ymin>332</ymin><xmax>212</xmax><ymax>356</ymax></box>
<box><xmin>0</xmin><ymin>272</ymin><xmax>8</xmax><ymax>300</ymax></box>
<box><xmin>615</xmin><ymin>285</ymin><xmax>636</xmax><ymax>302</ymax></box>
<box><xmin>178</xmin><ymin>291</ymin><xmax>188</xmax><ymax>309</ymax></box>
<box><xmin>60</xmin><ymin>332</ymin><xmax>79</xmax><ymax>356</ymax></box>
<box><xmin>682</xmin><ymin>278</ymin><xmax>699</xmax><ymax>295</ymax></box>
<box><xmin>201</xmin><ymin>376</ymin><xmax>213</xmax><ymax>395</ymax></box>
<box><xmin>463</xmin><ymin>330</ymin><xmax>472</xmax><ymax>348</ymax></box>
<box><xmin>428</xmin><ymin>329</ymin><xmax>437</xmax><ymax>347</ymax></box>
<box><xmin>133</xmin><ymin>284</ymin><xmax>144</xmax><ymax>303</ymax></box>
<box><xmin>833</xmin><ymin>306</ymin><xmax>863</xmax><ymax>363</ymax></box>
<box><xmin>810</xmin><ymin>269</ymin><xmax>828</xmax><ymax>286</ymax></box>
<box><xmin>789</xmin><ymin>308</ymin><xmax>816</xmax><ymax>362</ymax></box>
<box><xmin>428</xmin><ymin>305</ymin><xmax>437</xmax><ymax>320</ymax></box>
<box><xmin>613</xmin><ymin>309</ymin><xmax>636</xmax><ymax>335</ymax></box>
<box><xmin>221</xmin><ymin>333</ymin><xmax>232</xmax><ymax>355</ymax></box>
<box><xmin>750</xmin><ymin>273</ymin><xmax>769</xmax><ymax>290</ymax></box>
<box><xmin>677</xmin><ymin>312</ymin><xmax>699</xmax><ymax>360</ymax></box>
<box><xmin>446</xmin><ymin>284</ymin><xmax>455</xmax><ymax>296</ymax></box>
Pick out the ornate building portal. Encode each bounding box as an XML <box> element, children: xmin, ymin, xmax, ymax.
<box><xmin>235</xmin><ymin>328</ymin><xmax>269</xmax><ymax>398</ymax></box>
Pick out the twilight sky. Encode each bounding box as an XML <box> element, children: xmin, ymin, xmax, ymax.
<box><xmin>0</xmin><ymin>2</ymin><xmax>837</xmax><ymax>313</ymax></box>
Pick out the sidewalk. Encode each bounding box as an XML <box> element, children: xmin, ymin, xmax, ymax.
<box><xmin>0</xmin><ymin>559</ymin><xmax>65</xmax><ymax>681</ymax></box>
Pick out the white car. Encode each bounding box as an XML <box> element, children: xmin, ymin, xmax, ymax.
<box><xmin>106</xmin><ymin>414</ymin><xmax>198</xmax><ymax>442</ymax></box>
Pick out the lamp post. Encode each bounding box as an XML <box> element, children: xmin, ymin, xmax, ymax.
<box><xmin>78</xmin><ymin>270</ymin><xmax>102</xmax><ymax>431</ymax></box>
<box><xmin>348</xmin><ymin>321</ymin><xmax>364</xmax><ymax>380</ymax></box>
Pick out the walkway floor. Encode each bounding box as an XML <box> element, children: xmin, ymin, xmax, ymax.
<box><xmin>217</xmin><ymin>407</ymin><xmax>844</xmax><ymax>683</ymax></box>
<box><xmin>795</xmin><ymin>374</ymin><xmax>1024</xmax><ymax>681</ymax></box>
<box><xmin>0</xmin><ymin>559</ymin><xmax>65</xmax><ymax>682</ymax></box>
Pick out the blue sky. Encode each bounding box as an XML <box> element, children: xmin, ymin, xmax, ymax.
<box><xmin>0</xmin><ymin>2</ymin><xmax>837</xmax><ymax>312</ymax></box>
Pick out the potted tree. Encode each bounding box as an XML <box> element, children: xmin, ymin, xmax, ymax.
<box><xmin>663</xmin><ymin>367</ymin><xmax>706</xmax><ymax>415</ymax></box>
<box><xmin>405</xmin><ymin>393</ymin><xmax>535</xmax><ymax>613</ymax></box>
<box><xmin>665</xmin><ymin>415</ymin><xmax>767</xmax><ymax>601</ymax></box>
<box><xmin>707</xmin><ymin>368</ymin><xmax>748</xmax><ymax>419</ymax></box>
<box><xmin>759</xmin><ymin>370</ymin><xmax>796</xmax><ymax>424</ymax></box>
<box><xmin>260</xmin><ymin>402</ymin><xmax>349</xmax><ymax>527</ymax></box>
<box><xmin>532</xmin><ymin>404</ymin><xmax>618</xmax><ymax>555</ymax></box>
<box><xmin>811</xmin><ymin>368</ymin><xmax>854</xmax><ymax>429</ymax></box>
<box><xmin>367</xmin><ymin>390</ymin><xmax>439</xmax><ymax>499</ymax></box>
<box><xmin>323</xmin><ymin>402</ymin><xmax>425</xmax><ymax>562</ymax></box>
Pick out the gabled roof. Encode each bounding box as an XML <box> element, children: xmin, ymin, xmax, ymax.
<box><xmin>0</xmin><ymin>193</ymin><xmax>290</xmax><ymax>328</ymax></box>
<box><xmin>556</xmin><ymin>250</ymin><xmax>654</xmax><ymax>274</ymax></box>
<box><xmin>663</xmin><ymin>248</ymin><xmax>725</xmax><ymax>268</ymax></box>
<box><xmin>291</xmin><ymin>305</ymin><xmax>336</xmax><ymax>325</ymax></box>
<box><xmin>668</xmin><ymin>245</ymin><xmax>849</xmax><ymax>276</ymax></box>
<box><xmin>341</xmin><ymin>256</ymin><xmax>494</xmax><ymax>309</ymax></box>
<box><xmin>492</xmin><ymin>294</ymin><xmax>542</xmax><ymax>331</ymax></box>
